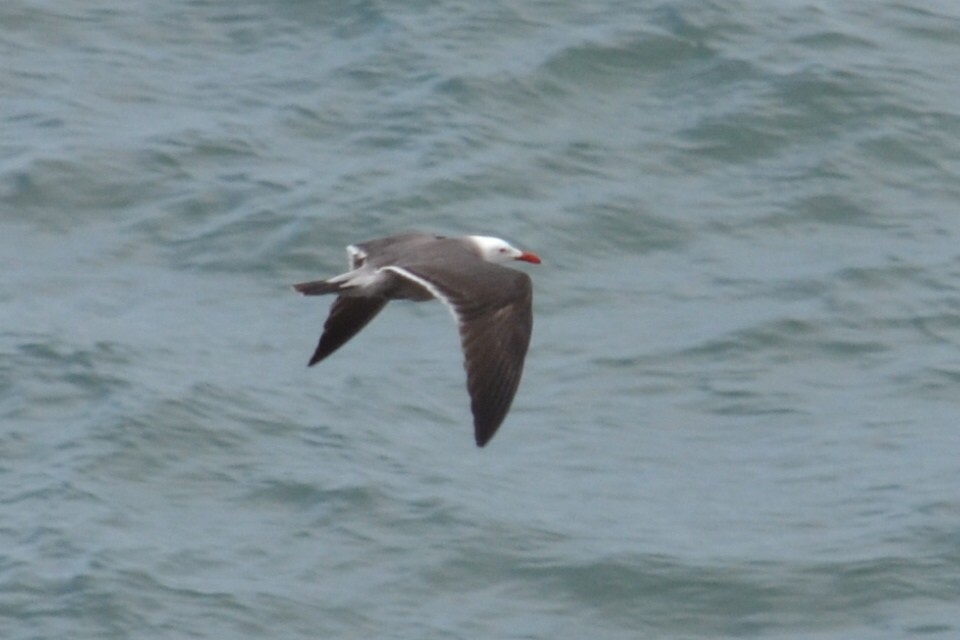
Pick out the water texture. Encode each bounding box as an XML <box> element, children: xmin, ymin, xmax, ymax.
<box><xmin>3</xmin><ymin>1</ymin><xmax>960</xmax><ymax>638</ymax></box>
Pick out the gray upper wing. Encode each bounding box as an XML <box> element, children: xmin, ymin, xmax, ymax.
<box><xmin>395</xmin><ymin>260</ymin><xmax>533</xmax><ymax>446</ymax></box>
<box><xmin>351</xmin><ymin>233</ymin><xmax>446</xmax><ymax>269</ymax></box>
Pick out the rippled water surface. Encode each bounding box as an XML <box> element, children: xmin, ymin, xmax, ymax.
<box><xmin>3</xmin><ymin>1</ymin><xmax>960</xmax><ymax>638</ymax></box>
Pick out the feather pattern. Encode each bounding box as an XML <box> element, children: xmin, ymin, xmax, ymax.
<box><xmin>292</xmin><ymin>232</ymin><xmax>538</xmax><ymax>447</ymax></box>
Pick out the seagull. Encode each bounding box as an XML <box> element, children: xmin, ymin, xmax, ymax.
<box><xmin>292</xmin><ymin>232</ymin><xmax>541</xmax><ymax>447</ymax></box>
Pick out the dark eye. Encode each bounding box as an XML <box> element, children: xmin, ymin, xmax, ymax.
<box><xmin>498</xmin><ymin>247</ymin><xmax>508</xmax><ymax>253</ymax></box>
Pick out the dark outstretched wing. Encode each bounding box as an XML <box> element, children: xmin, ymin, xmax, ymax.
<box><xmin>307</xmin><ymin>296</ymin><xmax>388</xmax><ymax>366</ymax></box>
<box><xmin>385</xmin><ymin>262</ymin><xmax>533</xmax><ymax>446</ymax></box>
<box><xmin>457</xmin><ymin>284</ymin><xmax>533</xmax><ymax>446</ymax></box>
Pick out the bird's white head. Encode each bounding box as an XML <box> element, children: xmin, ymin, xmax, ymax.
<box><xmin>469</xmin><ymin>235</ymin><xmax>542</xmax><ymax>265</ymax></box>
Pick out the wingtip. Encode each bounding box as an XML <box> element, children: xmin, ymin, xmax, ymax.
<box><xmin>474</xmin><ymin>428</ymin><xmax>495</xmax><ymax>448</ymax></box>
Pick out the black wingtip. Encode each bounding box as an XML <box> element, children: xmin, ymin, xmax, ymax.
<box><xmin>474</xmin><ymin>426</ymin><xmax>496</xmax><ymax>448</ymax></box>
<box><xmin>307</xmin><ymin>349</ymin><xmax>326</xmax><ymax>367</ymax></box>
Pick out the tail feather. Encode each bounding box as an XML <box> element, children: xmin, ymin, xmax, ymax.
<box><xmin>292</xmin><ymin>279</ymin><xmax>342</xmax><ymax>296</ymax></box>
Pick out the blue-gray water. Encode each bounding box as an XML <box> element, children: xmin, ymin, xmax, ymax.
<box><xmin>3</xmin><ymin>1</ymin><xmax>960</xmax><ymax>638</ymax></box>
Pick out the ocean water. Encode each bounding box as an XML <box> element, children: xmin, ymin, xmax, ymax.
<box><xmin>3</xmin><ymin>1</ymin><xmax>960</xmax><ymax>638</ymax></box>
